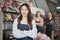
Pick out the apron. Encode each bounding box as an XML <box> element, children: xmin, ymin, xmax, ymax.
<box><xmin>16</xmin><ymin>24</ymin><xmax>33</xmax><ymax>40</ymax></box>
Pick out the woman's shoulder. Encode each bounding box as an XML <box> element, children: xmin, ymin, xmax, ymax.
<box><xmin>32</xmin><ymin>19</ymin><xmax>36</xmax><ymax>24</ymax></box>
<box><xmin>14</xmin><ymin>18</ymin><xmax>18</xmax><ymax>22</ymax></box>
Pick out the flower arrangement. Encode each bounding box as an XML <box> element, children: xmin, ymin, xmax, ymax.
<box><xmin>34</xmin><ymin>32</ymin><xmax>51</xmax><ymax>40</ymax></box>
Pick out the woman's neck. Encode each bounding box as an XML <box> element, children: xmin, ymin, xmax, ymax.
<box><xmin>48</xmin><ymin>17</ymin><xmax>52</xmax><ymax>20</ymax></box>
<box><xmin>37</xmin><ymin>16</ymin><xmax>41</xmax><ymax>18</ymax></box>
<box><xmin>22</xmin><ymin>16</ymin><xmax>28</xmax><ymax>23</ymax></box>
<box><xmin>22</xmin><ymin>16</ymin><xmax>27</xmax><ymax>20</ymax></box>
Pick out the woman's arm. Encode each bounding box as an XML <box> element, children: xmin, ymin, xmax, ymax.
<box><xmin>12</xmin><ymin>18</ymin><xmax>26</xmax><ymax>38</ymax></box>
<box><xmin>36</xmin><ymin>18</ymin><xmax>44</xmax><ymax>27</ymax></box>
<box><xmin>23</xmin><ymin>20</ymin><xmax>37</xmax><ymax>38</ymax></box>
<box><xmin>13</xmin><ymin>18</ymin><xmax>37</xmax><ymax>38</ymax></box>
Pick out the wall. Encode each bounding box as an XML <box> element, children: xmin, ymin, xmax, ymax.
<box><xmin>35</xmin><ymin>0</ymin><xmax>49</xmax><ymax>14</ymax></box>
<box><xmin>17</xmin><ymin>0</ymin><xmax>49</xmax><ymax>14</ymax></box>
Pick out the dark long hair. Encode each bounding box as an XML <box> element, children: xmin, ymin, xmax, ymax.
<box><xmin>18</xmin><ymin>3</ymin><xmax>33</xmax><ymax>30</ymax></box>
<box><xmin>35</xmin><ymin>11</ymin><xmax>42</xmax><ymax>17</ymax></box>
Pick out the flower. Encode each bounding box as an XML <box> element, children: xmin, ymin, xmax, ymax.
<box><xmin>39</xmin><ymin>33</ymin><xmax>51</xmax><ymax>40</ymax></box>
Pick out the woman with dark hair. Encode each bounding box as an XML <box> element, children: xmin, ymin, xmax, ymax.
<box><xmin>45</xmin><ymin>12</ymin><xmax>54</xmax><ymax>38</ymax></box>
<box><xmin>35</xmin><ymin>11</ymin><xmax>44</xmax><ymax>33</ymax></box>
<box><xmin>12</xmin><ymin>3</ymin><xmax>37</xmax><ymax>40</ymax></box>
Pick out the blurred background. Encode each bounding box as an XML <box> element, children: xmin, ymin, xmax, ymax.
<box><xmin>0</xmin><ymin>0</ymin><xmax>60</xmax><ymax>40</ymax></box>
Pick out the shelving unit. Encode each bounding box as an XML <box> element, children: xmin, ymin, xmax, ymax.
<box><xmin>3</xmin><ymin>10</ymin><xmax>19</xmax><ymax>40</ymax></box>
<box><xmin>3</xmin><ymin>10</ymin><xmax>19</xmax><ymax>28</ymax></box>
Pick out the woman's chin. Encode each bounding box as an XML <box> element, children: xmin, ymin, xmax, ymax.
<box><xmin>23</xmin><ymin>15</ymin><xmax>27</xmax><ymax>17</ymax></box>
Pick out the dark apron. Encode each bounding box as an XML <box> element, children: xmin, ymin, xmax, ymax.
<box><xmin>45</xmin><ymin>18</ymin><xmax>54</xmax><ymax>37</ymax></box>
<box><xmin>36</xmin><ymin>25</ymin><xmax>43</xmax><ymax>33</ymax></box>
<box><xmin>16</xmin><ymin>24</ymin><xmax>33</xmax><ymax>40</ymax></box>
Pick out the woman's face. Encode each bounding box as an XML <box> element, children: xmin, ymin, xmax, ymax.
<box><xmin>37</xmin><ymin>12</ymin><xmax>41</xmax><ymax>17</ymax></box>
<box><xmin>21</xmin><ymin>6</ymin><xmax>29</xmax><ymax>17</ymax></box>
<box><xmin>48</xmin><ymin>12</ymin><xmax>52</xmax><ymax>18</ymax></box>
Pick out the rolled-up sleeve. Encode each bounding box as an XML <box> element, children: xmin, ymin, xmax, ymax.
<box><xmin>12</xmin><ymin>18</ymin><xmax>26</xmax><ymax>38</ymax></box>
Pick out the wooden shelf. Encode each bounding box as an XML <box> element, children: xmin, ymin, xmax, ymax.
<box><xmin>3</xmin><ymin>29</ymin><xmax>12</xmax><ymax>31</ymax></box>
<box><xmin>3</xmin><ymin>20</ymin><xmax>14</xmax><ymax>22</ymax></box>
<box><xmin>3</xmin><ymin>11</ymin><xmax>19</xmax><ymax>14</ymax></box>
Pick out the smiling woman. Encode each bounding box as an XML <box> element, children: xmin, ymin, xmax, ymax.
<box><xmin>12</xmin><ymin>3</ymin><xmax>37</xmax><ymax>40</ymax></box>
<box><xmin>21</xmin><ymin>5</ymin><xmax>29</xmax><ymax>17</ymax></box>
